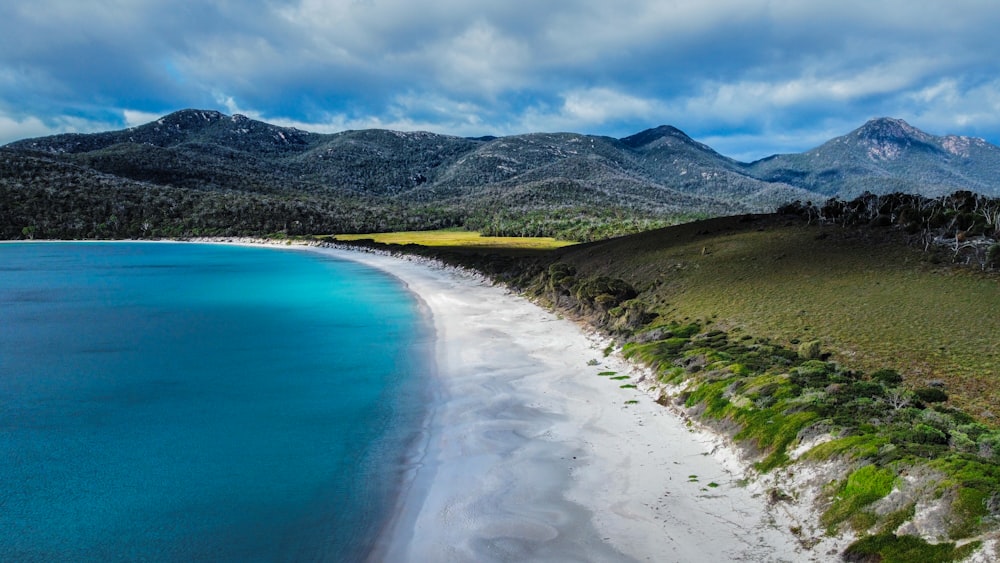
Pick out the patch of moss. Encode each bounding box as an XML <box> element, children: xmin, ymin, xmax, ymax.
<box><xmin>822</xmin><ymin>465</ymin><xmax>897</xmax><ymax>532</ymax></box>
<box><xmin>843</xmin><ymin>533</ymin><xmax>979</xmax><ymax>563</ymax></box>
<box><xmin>877</xmin><ymin>503</ymin><xmax>916</xmax><ymax>535</ymax></box>
<box><xmin>735</xmin><ymin>409</ymin><xmax>818</xmax><ymax>471</ymax></box>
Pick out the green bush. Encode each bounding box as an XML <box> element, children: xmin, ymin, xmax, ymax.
<box><xmin>915</xmin><ymin>388</ymin><xmax>949</xmax><ymax>403</ymax></box>
<box><xmin>909</xmin><ymin>424</ymin><xmax>949</xmax><ymax>445</ymax></box>
<box><xmin>789</xmin><ymin>360</ymin><xmax>836</xmax><ymax>388</ymax></box>
<box><xmin>872</xmin><ymin>369</ymin><xmax>904</xmax><ymax>385</ymax></box>
<box><xmin>949</xmin><ymin>487</ymin><xmax>990</xmax><ymax>539</ymax></box>
<box><xmin>977</xmin><ymin>433</ymin><xmax>1000</xmax><ymax>461</ymax></box>
<box><xmin>798</xmin><ymin>339</ymin><xmax>822</xmax><ymax>360</ymax></box>
<box><xmin>987</xmin><ymin>243</ymin><xmax>1000</xmax><ymax>269</ymax></box>
<box><xmin>846</xmin><ymin>381</ymin><xmax>887</xmax><ymax>400</ymax></box>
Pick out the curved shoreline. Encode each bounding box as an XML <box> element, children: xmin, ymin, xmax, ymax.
<box><xmin>301</xmin><ymin>245</ymin><xmax>832</xmax><ymax>562</ymax></box>
<box><xmin>2</xmin><ymin>239</ymin><xmax>838</xmax><ymax>559</ymax></box>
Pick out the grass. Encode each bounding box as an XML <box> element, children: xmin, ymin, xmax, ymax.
<box><xmin>611</xmin><ymin>313</ymin><xmax>999</xmax><ymax>545</ymax></box>
<box><xmin>929</xmin><ymin>455</ymin><xmax>1000</xmax><ymax>539</ymax></box>
<box><xmin>843</xmin><ymin>533</ymin><xmax>980</xmax><ymax>563</ymax></box>
<box><xmin>822</xmin><ymin>465</ymin><xmax>898</xmax><ymax>532</ymax></box>
<box><xmin>364</xmin><ymin>213</ymin><xmax>1000</xmax><ymax>552</ymax></box>
<box><xmin>328</xmin><ymin>228</ymin><xmax>575</xmax><ymax>250</ymax></box>
<box><xmin>556</xmin><ymin>216</ymin><xmax>1000</xmax><ymax>416</ymax></box>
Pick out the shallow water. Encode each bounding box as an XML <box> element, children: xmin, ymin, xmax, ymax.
<box><xmin>0</xmin><ymin>242</ymin><xmax>431</xmax><ymax>561</ymax></box>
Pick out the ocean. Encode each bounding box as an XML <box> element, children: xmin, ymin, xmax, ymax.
<box><xmin>0</xmin><ymin>242</ymin><xmax>432</xmax><ymax>561</ymax></box>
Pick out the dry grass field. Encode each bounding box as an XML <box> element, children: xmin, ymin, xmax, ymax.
<box><xmin>327</xmin><ymin>229</ymin><xmax>575</xmax><ymax>251</ymax></box>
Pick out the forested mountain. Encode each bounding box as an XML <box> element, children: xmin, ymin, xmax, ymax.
<box><xmin>3</xmin><ymin>110</ymin><xmax>999</xmax><ymax>240</ymax></box>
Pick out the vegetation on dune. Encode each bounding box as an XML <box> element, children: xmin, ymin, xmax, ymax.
<box><xmin>546</xmin><ymin>202</ymin><xmax>1000</xmax><ymax>417</ymax></box>
<box><xmin>536</xmin><ymin>276</ymin><xmax>999</xmax><ymax>559</ymax></box>
<box><xmin>842</xmin><ymin>533</ymin><xmax>979</xmax><ymax>563</ymax></box>
<box><xmin>348</xmin><ymin>194</ymin><xmax>1000</xmax><ymax>561</ymax></box>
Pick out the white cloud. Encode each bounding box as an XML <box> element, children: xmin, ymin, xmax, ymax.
<box><xmin>560</xmin><ymin>88</ymin><xmax>657</xmax><ymax>124</ymax></box>
<box><xmin>903</xmin><ymin>78</ymin><xmax>1000</xmax><ymax>133</ymax></box>
<box><xmin>0</xmin><ymin>111</ymin><xmax>126</xmax><ymax>145</ymax></box>
<box><xmin>4</xmin><ymin>0</ymin><xmax>1000</xmax><ymax>157</ymax></box>
<box><xmin>680</xmin><ymin>57</ymin><xmax>944</xmax><ymax>125</ymax></box>
<box><xmin>122</xmin><ymin>109</ymin><xmax>164</xmax><ymax>128</ymax></box>
<box><xmin>701</xmin><ymin>124</ymin><xmax>855</xmax><ymax>162</ymax></box>
<box><xmin>0</xmin><ymin>114</ymin><xmax>55</xmax><ymax>144</ymax></box>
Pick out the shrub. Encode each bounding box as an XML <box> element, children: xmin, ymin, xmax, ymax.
<box><xmin>872</xmin><ymin>369</ymin><xmax>903</xmax><ymax>385</ymax></box>
<box><xmin>909</xmin><ymin>424</ymin><xmax>949</xmax><ymax>445</ymax></box>
<box><xmin>987</xmin><ymin>243</ymin><xmax>1000</xmax><ymax>269</ymax></box>
<box><xmin>798</xmin><ymin>340</ymin><xmax>822</xmax><ymax>360</ymax></box>
<box><xmin>594</xmin><ymin>293</ymin><xmax>619</xmax><ymax>311</ymax></box>
<box><xmin>915</xmin><ymin>387</ymin><xmax>949</xmax><ymax>403</ymax></box>
<box><xmin>846</xmin><ymin>381</ymin><xmax>887</xmax><ymax>401</ymax></box>
<box><xmin>670</xmin><ymin>322</ymin><xmax>702</xmax><ymax>339</ymax></box>
<box><xmin>790</xmin><ymin>360</ymin><xmax>836</xmax><ymax>388</ymax></box>
<box><xmin>978</xmin><ymin>433</ymin><xmax>1000</xmax><ymax>461</ymax></box>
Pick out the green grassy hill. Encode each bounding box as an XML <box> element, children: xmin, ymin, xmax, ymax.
<box><xmin>378</xmin><ymin>212</ymin><xmax>1000</xmax><ymax>559</ymax></box>
<box><xmin>550</xmin><ymin>215</ymin><xmax>1000</xmax><ymax>417</ymax></box>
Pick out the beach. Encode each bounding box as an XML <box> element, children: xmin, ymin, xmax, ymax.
<box><xmin>302</xmin><ymin>246</ymin><xmax>840</xmax><ymax>562</ymax></box>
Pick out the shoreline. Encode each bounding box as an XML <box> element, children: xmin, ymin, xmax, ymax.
<box><xmin>4</xmin><ymin>239</ymin><xmax>841</xmax><ymax>560</ymax></box>
<box><xmin>294</xmin><ymin>244</ymin><xmax>838</xmax><ymax>561</ymax></box>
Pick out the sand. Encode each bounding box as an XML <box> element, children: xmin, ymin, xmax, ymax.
<box><xmin>296</xmin><ymin>246</ymin><xmax>841</xmax><ymax>563</ymax></box>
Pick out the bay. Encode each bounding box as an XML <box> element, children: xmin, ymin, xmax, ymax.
<box><xmin>0</xmin><ymin>242</ymin><xmax>432</xmax><ymax>561</ymax></box>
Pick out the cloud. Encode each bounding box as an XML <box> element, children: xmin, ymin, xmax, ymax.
<box><xmin>2</xmin><ymin>0</ymin><xmax>1000</xmax><ymax>157</ymax></box>
<box><xmin>122</xmin><ymin>109</ymin><xmax>166</xmax><ymax>128</ymax></box>
<box><xmin>902</xmin><ymin>78</ymin><xmax>1000</xmax><ymax>134</ymax></box>
<box><xmin>0</xmin><ymin>114</ymin><xmax>57</xmax><ymax>143</ymax></box>
<box><xmin>0</xmin><ymin>110</ymin><xmax>127</xmax><ymax>144</ymax></box>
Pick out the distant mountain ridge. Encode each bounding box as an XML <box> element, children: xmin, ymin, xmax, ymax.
<box><xmin>748</xmin><ymin>117</ymin><xmax>1000</xmax><ymax>197</ymax></box>
<box><xmin>3</xmin><ymin>110</ymin><xmax>1000</xmax><ymax>240</ymax></box>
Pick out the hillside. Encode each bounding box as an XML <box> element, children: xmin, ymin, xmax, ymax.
<box><xmin>353</xmin><ymin>209</ymin><xmax>1000</xmax><ymax>561</ymax></box>
<box><xmin>540</xmin><ymin>218</ymin><xmax>1000</xmax><ymax>561</ymax></box>
<box><xmin>749</xmin><ymin>118</ymin><xmax>1000</xmax><ymax>198</ymax></box>
<box><xmin>546</xmin><ymin>215</ymin><xmax>997</xmax><ymax>415</ymax></box>
<box><xmin>4</xmin><ymin>110</ymin><xmax>1000</xmax><ymax>240</ymax></box>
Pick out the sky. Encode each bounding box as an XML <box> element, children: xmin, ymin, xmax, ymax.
<box><xmin>1</xmin><ymin>0</ymin><xmax>999</xmax><ymax>161</ymax></box>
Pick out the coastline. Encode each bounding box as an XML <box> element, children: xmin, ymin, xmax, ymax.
<box><xmin>296</xmin><ymin>245</ymin><xmax>839</xmax><ymax>562</ymax></box>
<box><xmin>3</xmin><ymin>239</ymin><xmax>841</xmax><ymax>560</ymax></box>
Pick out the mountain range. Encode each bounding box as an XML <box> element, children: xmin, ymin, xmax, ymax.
<box><xmin>2</xmin><ymin>109</ymin><xmax>999</xmax><ymax>240</ymax></box>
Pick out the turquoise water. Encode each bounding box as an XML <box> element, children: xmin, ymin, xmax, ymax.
<box><xmin>0</xmin><ymin>243</ymin><xmax>432</xmax><ymax>561</ymax></box>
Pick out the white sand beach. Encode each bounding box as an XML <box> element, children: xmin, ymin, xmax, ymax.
<box><xmin>298</xmin><ymin>246</ymin><xmax>840</xmax><ymax>563</ymax></box>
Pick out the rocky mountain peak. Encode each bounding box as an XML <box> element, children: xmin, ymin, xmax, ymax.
<box><xmin>620</xmin><ymin>125</ymin><xmax>695</xmax><ymax>149</ymax></box>
<box><xmin>856</xmin><ymin>117</ymin><xmax>932</xmax><ymax>142</ymax></box>
<box><xmin>853</xmin><ymin>117</ymin><xmax>936</xmax><ymax>160</ymax></box>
